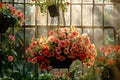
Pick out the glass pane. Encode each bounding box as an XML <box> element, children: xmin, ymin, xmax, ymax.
<box><xmin>14</xmin><ymin>0</ymin><xmax>24</xmax><ymax>3</ymax></box>
<box><xmin>36</xmin><ymin>6</ymin><xmax>47</xmax><ymax>25</ymax></box>
<box><xmin>83</xmin><ymin>29</ymin><xmax>93</xmax><ymax>42</ymax></box>
<box><xmin>104</xmin><ymin>5</ymin><xmax>114</xmax><ymax>26</ymax></box>
<box><xmin>48</xmin><ymin>16</ymin><xmax>58</xmax><ymax>26</ymax></box>
<box><xmin>104</xmin><ymin>29</ymin><xmax>114</xmax><ymax>46</ymax></box>
<box><xmin>25</xmin><ymin>4</ymin><xmax>35</xmax><ymax>25</ymax></box>
<box><xmin>15</xmin><ymin>28</ymin><xmax>24</xmax><ymax>49</ymax></box>
<box><xmin>25</xmin><ymin>28</ymin><xmax>35</xmax><ymax>46</ymax></box>
<box><xmin>14</xmin><ymin>4</ymin><xmax>24</xmax><ymax>13</ymax></box>
<box><xmin>83</xmin><ymin>5</ymin><xmax>92</xmax><ymax>26</ymax></box>
<box><xmin>72</xmin><ymin>5</ymin><xmax>81</xmax><ymax>26</ymax></box>
<box><xmin>83</xmin><ymin>0</ymin><xmax>93</xmax><ymax>3</ymax></box>
<box><xmin>15</xmin><ymin>28</ymin><xmax>35</xmax><ymax>49</ymax></box>
<box><xmin>72</xmin><ymin>0</ymin><xmax>81</xmax><ymax>3</ymax></box>
<box><xmin>2</xmin><ymin>0</ymin><xmax>13</xmax><ymax>2</ymax></box>
<box><xmin>25</xmin><ymin>0</ymin><xmax>34</xmax><ymax>3</ymax></box>
<box><xmin>38</xmin><ymin>27</ymin><xmax>48</xmax><ymax>37</ymax></box>
<box><xmin>94</xmin><ymin>29</ymin><xmax>103</xmax><ymax>49</ymax></box>
<box><xmin>64</xmin><ymin>6</ymin><xmax>70</xmax><ymax>26</ymax></box>
<box><xmin>95</xmin><ymin>0</ymin><xmax>103</xmax><ymax>4</ymax></box>
<box><xmin>104</xmin><ymin>0</ymin><xmax>113</xmax><ymax>4</ymax></box>
<box><xmin>76</xmin><ymin>28</ymin><xmax>82</xmax><ymax>35</ymax></box>
<box><xmin>94</xmin><ymin>6</ymin><xmax>103</xmax><ymax>26</ymax></box>
<box><xmin>114</xmin><ymin>5</ymin><xmax>120</xmax><ymax>30</ymax></box>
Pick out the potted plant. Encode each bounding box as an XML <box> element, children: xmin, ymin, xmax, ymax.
<box><xmin>0</xmin><ymin>3</ymin><xmax>24</xmax><ymax>33</ymax></box>
<box><xmin>31</xmin><ymin>0</ymin><xmax>70</xmax><ymax>17</ymax></box>
<box><xmin>26</xmin><ymin>26</ymin><xmax>97</xmax><ymax>70</ymax></box>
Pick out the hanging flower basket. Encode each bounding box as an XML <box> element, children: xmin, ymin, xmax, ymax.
<box><xmin>0</xmin><ymin>3</ymin><xmax>24</xmax><ymax>33</ymax></box>
<box><xmin>48</xmin><ymin>4</ymin><xmax>59</xmax><ymax>17</ymax></box>
<box><xmin>26</xmin><ymin>26</ymin><xmax>97</xmax><ymax>71</ymax></box>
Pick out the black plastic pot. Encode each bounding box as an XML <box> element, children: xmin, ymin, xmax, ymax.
<box><xmin>50</xmin><ymin>57</ymin><xmax>73</xmax><ymax>69</ymax></box>
<box><xmin>48</xmin><ymin>4</ymin><xmax>59</xmax><ymax>17</ymax></box>
<box><xmin>0</xmin><ymin>13</ymin><xmax>15</xmax><ymax>33</ymax></box>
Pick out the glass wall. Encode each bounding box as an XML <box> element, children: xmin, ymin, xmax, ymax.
<box><xmin>1</xmin><ymin>0</ymin><xmax>120</xmax><ymax>48</ymax></box>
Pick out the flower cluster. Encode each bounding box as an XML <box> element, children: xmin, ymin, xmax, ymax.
<box><xmin>0</xmin><ymin>3</ymin><xmax>24</xmax><ymax>32</ymax></box>
<box><xmin>26</xmin><ymin>26</ymin><xmax>97</xmax><ymax>70</ymax></box>
<box><xmin>96</xmin><ymin>45</ymin><xmax>120</xmax><ymax>66</ymax></box>
<box><xmin>1</xmin><ymin>35</ymin><xmax>16</xmax><ymax>61</ymax></box>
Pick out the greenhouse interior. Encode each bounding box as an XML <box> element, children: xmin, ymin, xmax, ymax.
<box><xmin>0</xmin><ymin>0</ymin><xmax>120</xmax><ymax>80</ymax></box>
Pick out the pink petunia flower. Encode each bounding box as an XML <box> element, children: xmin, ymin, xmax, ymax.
<box><xmin>48</xmin><ymin>30</ymin><xmax>54</xmax><ymax>36</ymax></box>
<box><xmin>9</xmin><ymin>35</ymin><xmax>15</xmax><ymax>41</ymax></box>
<box><xmin>8</xmin><ymin>55</ymin><xmax>14</xmax><ymax>61</ymax></box>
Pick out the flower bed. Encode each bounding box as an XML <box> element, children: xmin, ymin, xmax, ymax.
<box><xmin>26</xmin><ymin>26</ymin><xmax>97</xmax><ymax>70</ymax></box>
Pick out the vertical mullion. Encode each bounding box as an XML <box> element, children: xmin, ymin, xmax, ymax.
<box><xmin>81</xmin><ymin>0</ymin><xmax>83</xmax><ymax>34</ymax></box>
<box><xmin>113</xmin><ymin>4</ymin><xmax>116</xmax><ymax>45</ymax></box>
<box><xmin>70</xmin><ymin>0</ymin><xmax>72</xmax><ymax>26</ymax></box>
<box><xmin>92</xmin><ymin>1</ymin><xmax>96</xmax><ymax>80</ymax></box>
<box><xmin>34</xmin><ymin>2</ymin><xmax>39</xmax><ymax>80</ymax></box>
<box><xmin>92</xmin><ymin>0</ymin><xmax>94</xmax><ymax>43</ymax></box>
<box><xmin>35</xmin><ymin>6</ymin><xmax>38</xmax><ymax>38</ymax></box>
<box><xmin>103</xmin><ymin>0</ymin><xmax>105</xmax><ymax>46</ymax></box>
<box><xmin>23</xmin><ymin>0</ymin><xmax>26</xmax><ymax>76</ymax></box>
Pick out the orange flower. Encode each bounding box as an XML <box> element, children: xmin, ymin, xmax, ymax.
<box><xmin>111</xmin><ymin>60</ymin><xmax>116</xmax><ymax>64</ymax></box>
<box><xmin>40</xmin><ymin>35</ymin><xmax>45</xmax><ymax>44</ymax></box>
<box><xmin>43</xmin><ymin>44</ymin><xmax>49</xmax><ymax>50</ymax></box>
<box><xmin>114</xmin><ymin>45</ymin><xmax>120</xmax><ymax>53</ymax></box>
<box><xmin>104</xmin><ymin>50</ymin><xmax>111</xmax><ymax>56</ymax></box>
<box><xmin>96</xmin><ymin>69</ymin><xmax>101</xmax><ymax>74</ymax></box>
<box><xmin>89</xmin><ymin>44</ymin><xmax>95</xmax><ymax>50</ymax></box>
<box><xmin>100</xmin><ymin>45</ymin><xmax>105</xmax><ymax>52</ymax></box>
<box><xmin>85</xmin><ymin>36</ymin><xmax>91</xmax><ymax>46</ymax></box>
<box><xmin>67</xmin><ymin>53</ymin><xmax>75</xmax><ymax>58</ymax></box>
<box><xmin>107</xmin><ymin>59</ymin><xmax>112</xmax><ymax>65</ymax></box>
<box><xmin>98</xmin><ymin>57</ymin><xmax>104</xmax><ymax>62</ymax></box>
<box><xmin>78</xmin><ymin>36</ymin><xmax>82</xmax><ymax>42</ymax></box>
<box><xmin>87</xmin><ymin>62</ymin><xmax>91</xmax><ymax>68</ymax></box>
<box><xmin>31</xmin><ymin>57</ymin><xmax>37</xmax><ymax>64</ymax></box>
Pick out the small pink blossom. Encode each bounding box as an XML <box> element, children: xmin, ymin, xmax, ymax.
<box><xmin>8</xmin><ymin>55</ymin><xmax>14</xmax><ymax>61</ymax></box>
<box><xmin>85</xmin><ymin>36</ymin><xmax>91</xmax><ymax>46</ymax></box>
<box><xmin>55</xmin><ymin>47</ymin><xmax>62</xmax><ymax>55</ymax></box>
<box><xmin>9</xmin><ymin>35</ymin><xmax>15</xmax><ymax>41</ymax></box>
<box><xmin>27</xmin><ymin>57</ymin><xmax>31</xmax><ymax>62</ymax></box>
<box><xmin>63</xmin><ymin>48</ymin><xmax>69</xmax><ymax>55</ymax></box>
<box><xmin>58</xmin><ymin>40</ymin><xmax>66</xmax><ymax>48</ymax></box>
<box><xmin>48</xmin><ymin>30</ymin><xmax>54</xmax><ymax>36</ymax></box>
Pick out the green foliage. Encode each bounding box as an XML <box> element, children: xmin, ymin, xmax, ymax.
<box><xmin>79</xmin><ymin>68</ymin><xmax>95</xmax><ymax>80</ymax></box>
<box><xmin>38</xmin><ymin>73</ymin><xmax>51</xmax><ymax>80</ymax></box>
<box><xmin>31</xmin><ymin>0</ymin><xmax>69</xmax><ymax>14</ymax></box>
